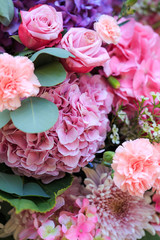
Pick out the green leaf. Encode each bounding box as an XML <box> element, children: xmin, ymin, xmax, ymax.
<box><xmin>10</xmin><ymin>97</ymin><xmax>59</xmax><ymax>133</ymax></box>
<box><xmin>0</xmin><ymin>174</ymin><xmax>73</xmax><ymax>213</ymax></box>
<box><xmin>118</xmin><ymin>0</ymin><xmax>137</xmax><ymax>20</ymax></box>
<box><xmin>0</xmin><ymin>173</ymin><xmax>23</xmax><ymax>195</ymax></box>
<box><xmin>18</xmin><ymin>49</ymin><xmax>35</xmax><ymax>57</ymax></box>
<box><xmin>35</xmin><ymin>61</ymin><xmax>67</xmax><ymax>87</ymax></box>
<box><xmin>23</xmin><ymin>182</ymin><xmax>49</xmax><ymax>197</ymax></box>
<box><xmin>141</xmin><ymin>232</ymin><xmax>160</xmax><ymax>240</ymax></box>
<box><xmin>30</xmin><ymin>47</ymin><xmax>75</xmax><ymax>63</ymax></box>
<box><xmin>10</xmin><ymin>35</ymin><xmax>22</xmax><ymax>44</ymax></box>
<box><xmin>118</xmin><ymin>19</ymin><xmax>130</xmax><ymax>27</ymax></box>
<box><xmin>0</xmin><ymin>0</ymin><xmax>14</xmax><ymax>26</ymax></box>
<box><xmin>0</xmin><ymin>190</ymin><xmax>54</xmax><ymax>213</ymax></box>
<box><xmin>125</xmin><ymin>0</ymin><xmax>137</xmax><ymax>6</ymax></box>
<box><xmin>0</xmin><ymin>172</ymin><xmax>49</xmax><ymax>197</ymax></box>
<box><xmin>0</xmin><ymin>110</ymin><xmax>11</xmax><ymax>128</ymax></box>
<box><xmin>40</xmin><ymin>173</ymin><xmax>73</xmax><ymax>197</ymax></box>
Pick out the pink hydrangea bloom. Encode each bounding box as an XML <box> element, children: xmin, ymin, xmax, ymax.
<box><xmin>38</xmin><ymin>220</ymin><xmax>61</xmax><ymax>240</ymax></box>
<box><xmin>0</xmin><ymin>74</ymin><xmax>113</xmax><ymax>182</ymax></box>
<box><xmin>76</xmin><ymin>198</ymin><xmax>98</xmax><ymax>223</ymax></box>
<box><xmin>0</xmin><ymin>197</ymin><xmax>64</xmax><ymax>240</ymax></box>
<box><xmin>112</xmin><ymin>139</ymin><xmax>160</xmax><ymax>197</ymax></box>
<box><xmin>58</xmin><ymin>212</ymin><xmax>76</xmax><ymax>233</ymax></box>
<box><xmin>103</xmin><ymin>18</ymin><xmax>160</xmax><ymax>112</ymax></box>
<box><xmin>0</xmin><ymin>53</ymin><xmax>40</xmax><ymax>111</ymax></box>
<box><xmin>0</xmin><ymin>196</ymin><xmax>99</xmax><ymax>240</ymax></box>
<box><xmin>65</xmin><ymin>213</ymin><xmax>95</xmax><ymax>240</ymax></box>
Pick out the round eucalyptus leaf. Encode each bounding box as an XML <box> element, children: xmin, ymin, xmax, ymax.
<box><xmin>30</xmin><ymin>47</ymin><xmax>74</xmax><ymax>62</ymax></box>
<box><xmin>10</xmin><ymin>97</ymin><xmax>59</xmax><ymax>133</ymax></box>
<box><xmin>35</xmin><ymin>61</ymin><xmax>66</xmax><ymax>87</ymax></box>
<box><xmin>0</xmin><ymin>109</ymin><xmax>11</xmax><ymax>128</ymax></box>
<box><xmin>0</xmin><ymin>0</ymin><xmax>14</xmax><ymax>26</ymax></box>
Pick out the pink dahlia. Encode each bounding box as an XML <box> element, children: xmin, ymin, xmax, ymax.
<box><xmin>112</xmin><ymin>139</ymin><xmax>160</xmax><ymax>197</ymax></box>
<box><xmin>83</xmin><ymin>165</ymin><xmax>156</xmax><ymax>240</ymax></box>
<box><xmin>0</xmin><ymin>53</ymin><xmax>40</xmax><ymax>111</ymax></box>
<box><xmin>0</xmin><ymin>74</ymin><xmax>113</xmax><ymax>182</ymax></box>
<box><xmin>103</xmin><ymin>18</ymin><xmax>160</xmax><ymax>113</ymax></box>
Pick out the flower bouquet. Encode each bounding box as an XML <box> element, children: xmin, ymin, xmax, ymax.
<box><xmin>0</xmin><ymin>0</ymin><xmax>160</xmax><ymax>239</ymax></box>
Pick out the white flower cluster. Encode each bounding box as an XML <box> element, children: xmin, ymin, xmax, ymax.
<box><xmin>110</xmin><ymin>124</ymin><xmax>120</xmax><ymax>144</ymax></box>
<box><xmin>138</xmin><ymin>93</ymin><xmax>160</xmax><ymax>140</ymax></box>
<box><xmin>117</xmin><ymin>110</ymin><xmax>130</xmax><ymax>125</ymax></box>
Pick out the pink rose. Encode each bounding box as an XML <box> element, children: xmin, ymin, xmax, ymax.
<box><xmin>94</xmin><ymin>15</ymin><xmax>121</xmax><ymax>44</ymax></box>
<box><xmin>18</xmin><ymin>4</ymin><xmax>63</xmax><ymax>50</ymax></box>
<box><xmin>0</xmin><ymin>53</ymin><xmax>40</xmax><ymax>111</ymax></box>
<box><xmin>60</xmin><ymin>28</ymin><xmax>110</xmax><ymax>73</ymax></box>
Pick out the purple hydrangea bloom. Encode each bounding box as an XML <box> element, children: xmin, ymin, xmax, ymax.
<box><xmin>53</xmin><ymin>0</ymin><xmax>113</xmax><ymax>29</ymax></box>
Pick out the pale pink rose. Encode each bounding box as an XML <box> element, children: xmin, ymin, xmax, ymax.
<box><xmin>19</xmin><ymin>4</ymin><xmax>63</xmax><ymax>50</ymax></box>
<box><xmin>61</xmin><ymin>28</ymin><xmax>110</xmax><ymax>73</ymax></box>
<box><xmin>0</xmin><ymin>53</ymin><xmax>40</xmax><ymax>112</ymax></box>
<box><xmin>94</xmin><ymin>15</ymin><xmax>121</xmax><ymax>44</ymax></box>
<box><xmin>112</xmin><ymin>139</ymin><xmax>160</xmax><ymax>197</ymax></box>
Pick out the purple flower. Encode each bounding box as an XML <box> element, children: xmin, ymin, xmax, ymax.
<box><xmin>53</xmin><ymin>0</ymin><xmax>113</xmax><ymax>29</ymax></box>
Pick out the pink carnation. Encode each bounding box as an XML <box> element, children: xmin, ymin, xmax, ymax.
<box><xmin>94</xmin><ymin>15</ymin><xmax>121</xmax><ymax>44</ymax></box>
<box><xmin>103</xmin><ymin>18</ymin><xmax>160</xmax><ymax>112</ymax></box>
<box><xmin>112</xmin><ymin>139</ymin><xmax>160</xmax><ymax>197</ymax></box>
<box><xmin>0</xmin><ymin>53</ymin><xmax>40</xmax><ymax>111</ymax></box>
<box><xmin>0</xmin><ymin>74</ymin><xmax>113</xmax><ymax>182</ymax></box>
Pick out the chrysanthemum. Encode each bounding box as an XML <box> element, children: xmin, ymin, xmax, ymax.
<box><xmin>83</xmin><ymin>165</ymin><xmax>156</xmax><ymax>240</ymax></box>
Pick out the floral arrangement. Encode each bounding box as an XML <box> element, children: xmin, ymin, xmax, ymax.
<box><xmin>0</xmin><ymin>0</ymin><xmax>160</xmax><ymax>240</ymax></box>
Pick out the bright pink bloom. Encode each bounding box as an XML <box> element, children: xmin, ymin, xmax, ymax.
<box><xmin>19</xmin><ymin>4</ymin><xmax>63</xmax><ymax>50</ymax></box>
<box><xmin>103</xmin><ymin>18</ymin><xmax>160</xmax><ymax>113</ymax></box>
<box><xmin>94</xmin><ymin>15</ymin><xmax>121</xmax><ymax>44</ymax></box>
<box><xmin>0</xmin><ymin>74</ymin><xmax>113</xmax><ymax>182</ymax></box>
<box><xmin>112</xmin><ymin>139</ymin><xmax>160</xmax><ymax>197</ymax></box>
<box><xmin>153</xmin><ymin>194</ymin><xmax>160</xmax><ymax>213</ymax></box>
<box><xmin>65</xmin><ymin>213</ymin><xmax>95</xmax><ymax>240</ymax></box>
<box><xmin>0</xmin><ymin>53</ymin><xmax>40</xmax><ymax>112</ymax></box>
<box><xmin>61</xmin><ymin>28</ymin><xmax>110</xmax><ymax>73</ymax></box>
<box><xmin>76</xmin><ymin>198</ymin><xmax>98</xmax><ymax>223</ymax></box>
